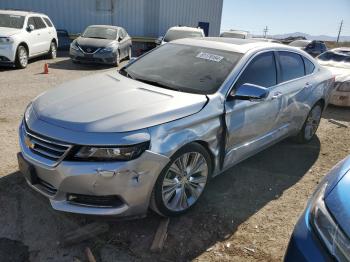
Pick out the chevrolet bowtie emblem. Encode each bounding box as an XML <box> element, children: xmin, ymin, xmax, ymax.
<box><xmin>25</xmin><ymin>136</ymin><xmax>35</xmax><ymax>149</ymax></box>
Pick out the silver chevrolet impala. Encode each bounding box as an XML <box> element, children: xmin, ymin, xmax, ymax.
<box><xmin>18</xmin><ymin>38</ymin><xmax>334</xmax><ymax>217</ymax></box>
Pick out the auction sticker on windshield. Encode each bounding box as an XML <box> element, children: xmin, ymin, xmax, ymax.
<box><xmin>196</xmin><ymin>52</ymin><xmax>224</xmax><ymax>62</ymax></box>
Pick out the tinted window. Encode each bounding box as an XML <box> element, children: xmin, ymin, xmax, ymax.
<box><xmin>33</xmin><ymin>17</ymin><xmax>46</xmax><ymax>29</ymax></box>
<box><xmin>303</xmin><ymin>57</ymin><xmax>315</xmax><ymax>75</ymax></box>
<box><xmin>278</xmin><ymin>51</ymin><xmax>305</xmax><ymax>82</ymax></box>
<box><xmin>43</xmin><ymin>17</ymin><xmax>53</xmax><ymax>27</ymax></box>
<box><xmin>27</xmin><ymin>17</ymin><xmax>36</xmax><ymax>29</ymax></box>
<box><xmin>235</xmin><ymin>52</ymin><xmax>277</xmax><ymax>88</ymax></box>
<box><xmin>121</xmin><ymin>43</ymin><xmax>242</xmax><ymax>94</ymax></box>
<box><xmin>318</xmin><ymin>51</ymin><xmax>350</xmax><ymax>63</ymax></box>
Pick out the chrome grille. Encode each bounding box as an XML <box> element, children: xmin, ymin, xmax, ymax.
<box><xmin>24</xmin><ymin>125</ymin><xmax>71</xmax><ymax>163</ymax></box>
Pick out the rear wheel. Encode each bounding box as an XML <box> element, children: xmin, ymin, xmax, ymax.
<box><xmin>48</xmin><ymin>41</ymin><xmax>57</xmax><ymax>59</ymax></box>
<box><xmin>15</xmin><ymin>45</ymin><xmax>28</xmax><ymax>69</ymax></box>
<box><xmin>150</xmin><ymin>143</ymin><xmax>211</xmax><ymax>217</ymax></box>
<box><xmin>294</xmin><ymin>103</ymin><xmax>322</xmax><ymax>143</ymax></box>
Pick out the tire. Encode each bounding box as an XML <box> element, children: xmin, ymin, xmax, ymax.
<box><xmin>15</xmin><ymin>45</ymin><xmax>28</xmax><ymax>69</ymax></box>
<box><xmin>115</xmin><ymin>51</ymin><xmax>120</xmax><ymax>67</ymax></box>
<box><xmin>48</xmin><ymin>41</ymin><xmax>57</xmax><ymax>59</ymax></box>
<box><xmin>293</xmin><ymin>102</ymin><xmax>322</xmax><ymax>143</ymax></box>
<box><xmin>150</xmin><ymin>143</ymin><xmax>212</xmax><ymax>217</ymax></box>
<box><xmin>127</xmin><ymin>46</ymin><xmax>132</xmax><ymax>59</ymax></box>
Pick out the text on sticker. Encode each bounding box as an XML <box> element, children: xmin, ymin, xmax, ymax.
<box><xmin>196</xmin><ymin>52</ymin><xmax>224</xmax><ymax>62</ymax></box>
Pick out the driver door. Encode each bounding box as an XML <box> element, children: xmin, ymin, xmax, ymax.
<box><xmin>223</xmin><ymin>51</ymin><xmax>287</xmax><ymax>169</ymax></box>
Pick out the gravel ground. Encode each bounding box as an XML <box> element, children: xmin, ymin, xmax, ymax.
<box><xmin>0</xmin><ymin>54</ymin><xmax>349</xmax><ymax>262</ymax></box>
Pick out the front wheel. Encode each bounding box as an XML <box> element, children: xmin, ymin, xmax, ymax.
<box><xmin>150</xmin><ymin>143</ymin><xmax>212</xmax><ymax>217</ymax></box>
<box><xmin>15</xmin><ymin>45</ymin><xmax>28</xmax><ymax>69</ymax></box>
<box><xmin>48</xmin><ymin>41</ymin><xmax>57</xmax><ymax>59</ymax></box>
<box><xmin>294</xmin><ymin>103</ymin><xmax>322</xmax><ymax>143</ymax></box>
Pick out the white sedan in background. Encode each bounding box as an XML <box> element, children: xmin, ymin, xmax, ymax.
<box><xmin>317</xmin><ymin>48</ymin><xmax>350</xmax><ymax>107</ymax></box>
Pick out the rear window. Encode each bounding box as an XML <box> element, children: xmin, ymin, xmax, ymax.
<box><xmin>303</xmin><ymin>57</ymin><xmax>315</xmax><ymax>75</ymax></box>
<box><xmin>278</xmin><ymin>51</ymin><xmax>305</xmax><ymax>82</ymax></box>
<box><xmin>235</xmin><ymin>52</ymin><xmax>277</xmax><ymax>88</ymax></box>
<box><xmin>121</xmin><ymin>43</ymin><xmax>242</xmax><ymax>94</ymax></box>
<box><xmin>164</xmin><ymin>30</ymin><xmax>203</xmax><ymax>42</ymax></box>
<box><xmin>43</xmin><ymin>17</ymin><xmax>53</xmax><ymax>27</ymax></box>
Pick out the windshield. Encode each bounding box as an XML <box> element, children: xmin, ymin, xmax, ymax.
<box><xmin>0</xmin><ymin>14</ymin><xmax>25</xmax><ymax>29</ymax></box>
<box><xmin>318</xmin><ymin>51</ymin><xmax>350</xmax><ymax>63</ymax></box>
<box><xmin>82</xmin><ymin>27</ymin><xmax>117</xmax><ymax>40</ymax></box>
<box><xmin>164</xmin><ymin>30</ymin><xmax>203</xmax><ymax>42</ymax></box>
<box><xmin>289</xmin><ymin>40</ymin><xmax>309</xmax><ymax>47</ymax></box>
<box><xmin>120</xmin><ymin>43</ymin><xmax>242</xmax><ymax>94</ymax></box>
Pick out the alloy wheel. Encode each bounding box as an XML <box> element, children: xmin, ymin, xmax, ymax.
<box><xmin>161</xmin><ymin>152</ymin><xmax>208</xmax><ymax>212</ymax></box>
<box><xmin>19</xmin><ymin>47</ymin><xmax>28</xmax><ymax>67</ymax></box>
<box><xmin>304</xmin><ymin>105</ymin><xmax>322</xmax><ymax>140</ymax></box>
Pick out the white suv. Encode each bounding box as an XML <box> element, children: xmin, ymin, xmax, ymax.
<box><xmin>0</xmin><ymin>10</ymin><xmax>58</xmax><ymax>68</ymax></box>
<box><xmin>156</xmin><ymin>26</ymin><xmax>205</xmax><ymax>45</ymax></box>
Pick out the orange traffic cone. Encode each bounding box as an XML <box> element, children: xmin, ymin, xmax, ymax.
<box><xmin>43</xmin><ymin>63</ymin><xmax>49</xmax><ymax>74</ymax></box>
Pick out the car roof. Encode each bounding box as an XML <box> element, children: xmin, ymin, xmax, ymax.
<box><xmin>331</xmin><ymin>47</ymin><xmax>350</xmax><ymax>55</ymax></box>
<box><xmin>168</xmin><ymin>26</ymin><xmax>203</xmax><ymax>32</ymax></box>
<box><xmin>86</xmin><ymin>25</ymin><xmax>121</xmax><ymax>30</ymax></box>
<box><xmin>0</xmin><ymin>9</ymin><xmax>46</xmax><ymax>16</ymax></box>
<box><xmin>172</xmin><ymin>37</ymin><xmax>287</xmax><ymax>54</ymax></box>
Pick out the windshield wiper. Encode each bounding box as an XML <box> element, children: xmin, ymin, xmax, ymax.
<box><xmin>135</xmin><ymin>78</ymin><xmax>180</xmax><ymax>92</ymax></box>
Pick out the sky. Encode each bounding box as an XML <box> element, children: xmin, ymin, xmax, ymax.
<box><xmin>221</xmin><ymin>0</ymin><xmax>350</xmax><ymax>37</ymax></box>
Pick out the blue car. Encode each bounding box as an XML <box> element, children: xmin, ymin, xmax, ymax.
<box><xmin>285</xmin><ymin>155</ymin><xmax>350</xmax><ymax>261</ymax></box>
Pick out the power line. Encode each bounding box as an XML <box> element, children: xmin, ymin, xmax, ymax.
<box><xmin>336</xmin><ymin>20</ymin><xmax>343</xmax><ymax>43</ymax></box>
<box><xmin>263</xmin><ymin>26</ymin><xmax>268</xmax><ymax>38</ymax></box>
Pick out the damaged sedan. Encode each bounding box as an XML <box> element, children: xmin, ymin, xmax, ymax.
<box><xmin>18</xmin><ymin>38</ymin><xmax>334</xmax><ymax>217</ymax></box>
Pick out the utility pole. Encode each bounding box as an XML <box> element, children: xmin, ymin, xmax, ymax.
<box><xmin>263</xmin><ymin>26</ymin><xmax>268</xmax><ymax>38</ymax></box>
<box><xmin>336</xmin><ymin>20</ymin><xmax>343</xmax><ymax>43</ymax></box>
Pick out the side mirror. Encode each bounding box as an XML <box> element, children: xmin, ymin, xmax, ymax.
<box><xmin>27</xmin><ymin>24</ymin><xmax>35</xmax><ymax>32</ymax></box>
<box><xmin>155</xmin><ymin>36</ymin><xmax>163</xmax><ymax>45</ymax></box>
<box><xmin>118</xmin><ymin>36</ymin><xmax>123</xmax><ymax>42</ymax></box>
<box><xmin>230</xmin><ymin>83</ymin><xmax>269</xmax><ymax>101</ymax></box>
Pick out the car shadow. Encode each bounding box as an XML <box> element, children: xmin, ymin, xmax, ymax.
<box><xmin>0</xmin><ymin>138</ymin><xmax>320</xmax><ymax>261</ymax></box>
<box><xmin>323</xmin><ymin>105</ymin><xmax>350</xmax><ymax>122</ymax></box>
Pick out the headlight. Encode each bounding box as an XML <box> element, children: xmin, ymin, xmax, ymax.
<box><xmin>99</xmin><ymin>46</ymin><xmax>116</xmax><ymax>53</ymax></box>
<box><xmin>310</xmin><ymin>183</ymin><xmax>350</xmax><ymax>261</ymax></box>
<box><xmin>24</xmin><ymin>102</ymin><xmax>33</xmax><ymax>123</ymax></box>
<box><xmin>337</xmin><ymin>82</ymin><xmax>350</xmax><ymax>92</ymax></box>
<box><xmin>70</xmin><ymin>41</ymin><xmax>79</xmax><ymax>51</ymax></box>
<box><xmin>73</xmin><ymin>142</ymin><xmax>149</xmax><ymax>161</ymax></box>
<box><xmin>0</xmin><ymin>37</ymin><xmax>14</xmax><ymax>44</ymax></box>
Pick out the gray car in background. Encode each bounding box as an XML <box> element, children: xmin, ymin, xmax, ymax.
<box><xmin>70</xmin><ymin>25</ymin><xmax>132</xmax><ymax>66</ymax></box>
<box><xmin>18</xmin><ymin>38</ymin><xmax>334</xmax><ymax>218</ymax></box>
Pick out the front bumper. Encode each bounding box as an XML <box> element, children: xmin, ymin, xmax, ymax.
<box><xmin>0</xmin><ymin>43</ymin><xmax>16</xmax><ymax>64</ymax></box>
<box><xmin>329</xmin><ymin>90</ymin><xmax>350</xmax><ymax>107</ymax></box>
<box><xmin>69</xmin><ymin>47</ymin><xmax>118</xmax><ymax>65</ymax></box>
<box><xmin>284</xmin><ymin>209</ymin><xmax>333</xmax><ymax>262</ymax></box>
<box><xmin>18</xmin><ymin>123</ymin><xmax>170</xmax><ymax>217</ymax></box>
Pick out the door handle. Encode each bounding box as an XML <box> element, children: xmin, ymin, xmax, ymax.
<box><xmin>271</xmin><ymin>92</ymin><xmax>282</xmax><ymax>99</ymax></box>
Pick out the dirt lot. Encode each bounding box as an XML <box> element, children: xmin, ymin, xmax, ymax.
<box><xmin>0</xmin><ymin>54</ymin><xmax>349</xmax><ymax>262</ymax></box>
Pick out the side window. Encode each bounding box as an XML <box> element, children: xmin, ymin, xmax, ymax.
<box><xmin>303</xmin><ymin>57</ymin><xmax>315</xmax><ymax>75</ymax></box>
<box><xmin>27</xmin><ymin>17</ymin><xmax>36</xmax><ymax>29</ymax></box>
<box><xmin>278</xmin><ymin>51</ymin><xmax>305</xmax><ymax>82</ymax></box>
<box><xmin>33</xmin><ymin>17</ymin><xmax>46</xmax><ymax>29</ymax></box>
<box><xmin>43</xmin><ymin>17</ymin><xmax>53</xmax><ymax>27</ymax></box>
<box><xmin>235</xmin><ymin>52</ymin><xmax>277</xmax><ymax>88</ymax></box>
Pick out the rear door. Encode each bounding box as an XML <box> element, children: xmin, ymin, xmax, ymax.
<box><xmin>223</xmin><ymin>51</ymin><xmax>286</xmax><ymax>168</ymax></box>
<box><xmin>274</xmin><ymin>51</ymin><xmax>315</xmax><ymax>132</ymax></box>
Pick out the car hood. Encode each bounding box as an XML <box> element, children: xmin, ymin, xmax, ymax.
<box><xmin>31</xmin><ymin>71</ymin><xmax>207</xmax><ymax>132</ymax></box>
<box><xmin>325</xmin><ymin>155</ymin><xmax>350</xmax><ymax>237</ymax></box>
<box><xmin>318</xmin><ymin>62</ymin><xmax>350</xmax><ymax>82</ymax></box>
<box><xmin>0</xmin><ymin>27</ymin><xmax>22</xmax><ymax>37</ymax></box>
<box><xmin>76</xmin><ymin>37</ymin><xmax>116</xmax><ymax>48</ymax></box>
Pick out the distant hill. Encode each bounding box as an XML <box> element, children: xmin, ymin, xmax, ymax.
<box><xmin>268</xmin><ymin>32</ymin><xmax>350</xmax><ymax>42</ymax></box>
